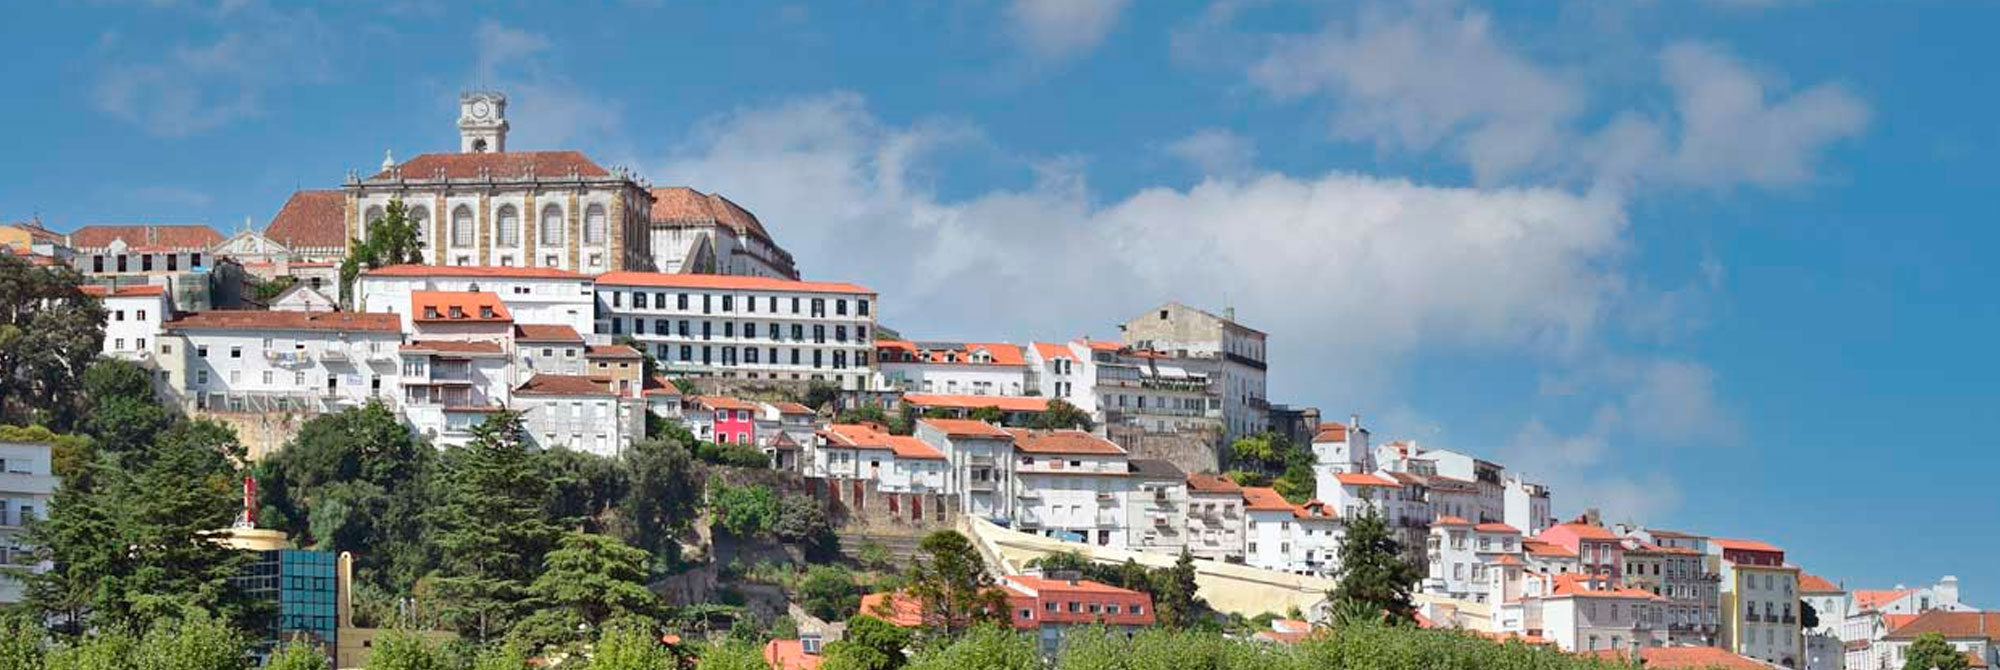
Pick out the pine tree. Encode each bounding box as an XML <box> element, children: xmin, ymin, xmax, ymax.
<box><xmin>426</xmin><ymin>412</ymin><xmax>557</xmax><ymax>641</ymax></box>
<box><xmin>1327</xmin><ymin>507</ymin><xmax>1422</xmax><ymax>624</ymax></box>
<box><xmin>905</xmin><ymin>531</ymin><xmax>1009</xmax><ymax>637</ymax></box>
<box><xmin>338</xmin><ymin>199</ymin><xmax>426</xmax><ymax>304</ymax></box>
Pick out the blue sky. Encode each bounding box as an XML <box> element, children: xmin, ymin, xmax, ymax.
<box><xmin>5</xmin><ymin>0</ymin><xmax>1995</xmax><ymax>601</ymax></box>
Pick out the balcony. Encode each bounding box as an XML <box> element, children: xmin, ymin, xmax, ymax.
<box><xmin>968</xmin><ymin>455</ymin><xmax>995</xmax><ymax>466</ymax></box>
<box><xmin>320</xmin><ymin>347</ymin><xmax>350</xmax><ymax>363</ymax></box>
<box><xmin>264</xmin><ymin>350</ymin><xmax>312</xmax><ymax>367</ymax></box>
<box><xmin>967</xmin><ymin>480</ymin><xmax>995</xmax><ymax>492</ymax></box>
<box><xmin>1016</xmin><ymin>489</ymin><xmax>1041</xmax><ymax>499</ymax></box>
<box><xmin>1095</xmin><ymin>492</ymin><xmax>1117</xmax><ymax>503</ymax></box>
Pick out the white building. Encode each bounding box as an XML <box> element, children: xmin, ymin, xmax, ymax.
<box><xmin>913</xmin><ymin>418</ymin><xmax>1016</xmax><ymax>521</ymax></box>
<box><xmin>1420</xmin><ymin>448</ymin><xmax>1507</xmax><ymax>524</ymax></box>
<box><xmin>1425</xmin><ymin>517</ymin><xmax>1526</xmax><ymax>603</ymax></box>
<box><xmin>86</xmin><ymin>284</ymin><xmax>171</xmax><ymax>363</ymax></box>
<box><xmin>1008</xmin><ymin>429</ymin><xmax>1131</xmax><ymax>548</ymax></box>
<box><xmin>397</xmin><ymin>291</ymin><xmax>520</xmax><ymax>445</ymax></box>
<box><xmin>596</xmin><ymin>272</ymin><xmax>878</xmax><ymax>391</ymax></box>
<box><xmin>1239</xmin><ymin>486</ymin><xmax>1341</xmax><ymax>577</ymax></box>
<box><xmin>1117</xmin><ymin>302</ymin><xmax>1269</xmax><ymax>443</ymax></box>
<box><xmin>513</xmin><ymin>374</ymin><xmax>642</xmax><ymax>457</ymax></box>
<box><xmin>1503</xmin><ymin>475</ymin><xmax>1554</xmax><ymax>536</ymax></box>
<box><xmin>513</xmin><ymin>324</ymin><xmax>588</xmax><ymax>376</ymax></box>
<box><xmin>1869</xmin><ymin>611</ymin><xmax>1998</xmax><ymax>670</ymax></box>
<box><xmin>355</xmin><ymin>264</ymin><xmax>598</xmax><ymax>335</ymax></box>
<box><xmin>875</xmin><ymin>341</ymin><xmax>1029</xmax><ymax>396</ymax></box>
<box><xmin>157</xmin><ymin>310</ymin><xmax>403</xmax><ymax>414</ymax></box>
<box><xmin>816</xmin><ymin>423</ymin><xmax>946</xmax><ymax>494</ymax></box>
<box><xmin>1532</xmin><ymin>574</ymin><xmax>1671</xmax><ymax>654</ymax></box>
<box><xmin>0</xmin><ymin>437</ymin><xmax>57</xmax><ymax>604</ymax></box>
<box><xmin>648</xmin><ymin>186</ymin><xmax>799</xmax><ymax>279</ymax></box>
<box><xmin>1184</xmin><ymin>473</ymin><xmax>1245</xmax><ymax>562</ymax></box>
<box><xmin>1124</xmin><ymin>459</ymin><xmax>1188</xmax><ymax>556</ymax></box>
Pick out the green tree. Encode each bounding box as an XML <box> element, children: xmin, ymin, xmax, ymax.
<box><xmin>587</xmin><ymin>625</ymin><xmax>674</xmax><ymax>670</ymax></box>
<box><xmin>803</xmin><ymin>382</ymin><xmax>841</xmax><ymax>413</ymax></box>
<box><xmin>619</xmin><ymin>437</ymin><xmax>700</xmax><ymax>573</ymax></box>
<box><xmin>708</xmin><ymin>482</ymin><xmax>778</xmax><ymax>538</ymax></box>
<box><xmin>799</xmin><ymin>566</ymin><xmax>861</xmax><ymax>621</ymax></box>
<box><xmin>773</xmin><ymin>495</ymin><xmax>836</xmax><ymax>557</ymax></box>
<box><xmin>694</xmin><ymin>639</ymin><xmax>767</xmax><ymax>670</ymax></box>
<box><xmin>45</xmin><ymin>631</ymin><xmax>137</xmax><ymax>670</ymax></box>
<box><xmin>821</xmin><ymin>615</ymin><xmax>911</xmax><ymax>670</ymax></box>
<box><xmin>0</xmin><ymin>253</ymin><xmax>105</xmax><ymax>428</ymax></box>
<box><xmin>79</xmin><ymin>359</ymin><xmax>170</xmax><ymax>457</ymax></box>
<box><xmin>1801</xmin><ymin>598</ymin><xmax>1820</xmax><ymax>630</ymax></box>
<box><xmin>902</xmin><ymin>625</ymin><xmax>1038</xmax><ymax>670</ymax></box>
<box><xmin>1327</xmin><ymin>507</ymin><xmax>1423</xmax><ymax>624</ymax></box>
<box><xmin>0</xmin><ymin>613</ymin><xmax>45</xmax><ymax>670</ymax></box>
<box><xmin>248</xmin><ymin>275</ymin><xmax>298</xmax><ymax>305</ymax></box>
<box><xmin>538</xmin><ymin>447</ymin><xmax>628</xmax><ymax>533</ymax></box>
<box><xmin>1032</xmin><ymin>399</ymin><xmax>1092</xmax><ymax>431</ymax></box>
<box><xmin>1904</xmin><ymin>632</ymin><xmax>1970</xmax><ymax>670</ymax></box>
<box><xmin>1152</xmin><ymin>551</ymin><xmax>1205</xmax><ymax>629</ymax></box>
<box><xmin>966</xmin><ymin>406</ymin><xmax>1005</xmax><ymax>424</ymax></box>
<box><xmin>905</xmin><ymin>531</ymin><xmax>1009</xmax><ymax>637</ymax></box>
<box><xmin>517</xmin><ymin>532</ymin><xmax>656</xmax><ymax>646</ymax></box>
<box><xmin>362</xmin><ymin>630</ymin><xmax>450</xmax><ymax>670</ymax></box>
<box><xmin>1273</xmin><ymin>463</ymin><xmax>1316</xmax><ymax>504</ymax></box>
<box><xmin>427</xmin><ymin>412</ymin><xmax>558</xmax><ymax>641</ymax></box>
<box><xmin>338</xmin><ymin>199</ymin><xmax>426</xmax><ymax>304</ymax></box>
<box><xmin>135</xmin><ymin>613</ymin><xmax>249</xmax><ymax>670</ymax></box>
<box><xmin>265</xmin><ymin>637</ymin><xmax>332</xmax><ymax>670</ymax></box>
<box><xmin>256</xmin><ymin>402</ymin><xmax>437</xmax><ymax>592</ymax></box>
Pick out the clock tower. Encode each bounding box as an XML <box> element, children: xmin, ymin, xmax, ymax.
<box><xmin>458</xmin><ymin>91</ymin><xmax>508</xmax><ymax>154</ymax></box>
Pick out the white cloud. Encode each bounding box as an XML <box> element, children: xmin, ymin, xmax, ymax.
<box><xmin>1652</xmin><ymin>41</ymin><xmax>1871</xmax><ymax>189</ymax></box>
<box><xmin>655</xmin><ymin>93</ymin><xmax>1631</xmax><ymax>397</ymax></box>
<box><xmin>1162</xmin><ymin>129</ymin><xmax>1257</xmax><ymax>177</ymax></box>
<box><xmin>89</xmin><ymin>4</ymin><xmax>330</xmax><ymax>137</ymax></box>
<box><xmin>1005</xmin><ymin>0</ymin><xmax>1133</xmax><ymax>61</ymax></box>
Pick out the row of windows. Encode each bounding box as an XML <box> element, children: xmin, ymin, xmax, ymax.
<box><xmin>608</xmin><ymin>291</ymin><xmax>870</xmax><ymax>318</ymax></box>
<box><xmin>89</xmin><ymin>252</ymin><xmax>202</xmax><ymax>273</ymax></box>
<box><xmin>367</xmin><ymin>202</ymin><xmax>610</xmax><ymax>249</ymax></box>
<box><xmin>650</xmin><ymin>344</ymin><xmax>867</xmax><ymax>369</ymax></box>
<box><xmin>614</xmin><ymin>318</ymin><xmax>869</xmax><ymax>344</ymax></box>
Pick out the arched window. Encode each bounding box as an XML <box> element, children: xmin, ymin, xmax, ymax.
<box><xmin>409</xmin><ymin>206</ymin><xmax>429</xmax><ymax>242</ymax></box>
<box><xmin>365</xmin><ymin>205</ymin><xmax>385</xmax><ymax>226</ymax></box>
<box><xmin>451</xmin><ymin>205</ymin><xmax>474</xmax><ymax>248</ymax></box>
<box><xmin>540</xmin><ymin>204</ymin><xmax>564</xmax><ymax>245</ymax></box>
<box><xmin>584</xmin><ymin>204</ymin><xmax>607</xmax><ymax>244</ymax></box>
<box><xmin>496</xmin><ymin>205</ymin><xmax>520</xmax><ymax>246</ymax></box>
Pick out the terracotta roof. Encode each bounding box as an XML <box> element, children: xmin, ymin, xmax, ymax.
<box><xmin>1187</xmin><ymin>472</ymin><xmax>1242</xmax><ymax>493</ymax></box>
<box><xmin>1880</xmin><ymin>612</ymin><xmax>1992</xmax><ymax>644</ymax></box>
<box><xmin>412</xmin><ymin>291</ymin><xmax>512</xmax><ymax>323</ymax></box>
<box><xmin>1333</xmin><ymin>472</ymin><xmax>1401</xmax><ymax>488</ymax></box>
<box><xmin>364</xmin><ymin>264</ymin><xmax>590</xmax><ymax>280</ymax></box>
<box><xmin>904</xmin><ymin>394</ymin><xmax>1048</xmax><ymax>413</ymax></box>
<box><xmin>1292</xmin><ymin>500</ymin><xmax>1338</xmax><ymax>520</ymax></box>
<box><xmin>264</xmin><ymin>190</ymin><xmax>347</xmax><ymax>250</ymax></box>
<box><xmin>1241</xmin><ymin>486</ymin><xmax>1293</xmax><ymax>512</ymax></box>
<box><xmin>1032</xmin><ymin>342</ymin><xmax>1077</xmax><ymax>361</ymax></box>
<box><xmin>694</xmin><ymin>396</ymin><xmax>758</xmax><ymax>412</ymax></box>
<box><xmin>1585</xmin><ymin>646</ymin><xmax>1768</xmax><ymax>669</ymax></box>
<box><xmin>513</xmin><ymin>323</ymin><xmax>583</xmax><ymax>342</ymax></box>
<box><xmin>80</xmin><ymin>284</ymin><xmax>168</xmax><ymax>297</ymax></box>
<box><xmin>595</xmin><ymin>271</ymin><xmax>871</xmax><ymax>295</ymax></box>
<box><xmin>649</xmin><ymin>187</ymin><xmax>773</xmax><ymax>243</ymax></box>
<box><xmin>1475</xmin><ymin>522</ymin><xmax>1521</xmax><ymax>534</ymax></box>
<box><xmin>1522</xmin><ymin>540</ymin><xmax>1578</xmax><ymax>558</ymax></box>
<box><xmin>586</xmin><ymin>344</ymin><xmax>642</xmax><ymax>359</ymax></box>
<box><xmin>68</xmin><ymin>224</ymin><xmax>222</xmax><ymax>251</ymax></box>
<box><xmin>1883</xmin><ymin>613</ymin><xmax>1921</xmax><ymax>633</ymax></box>
<box><xmin>515</xmin><ymin>374</ymin><xmax>615</xmax><ymax>396</ymax></box>
<box><xmin>1083</xmin><ymin>340</ymin><xmax>1123</xmax><ymax>352</ymax></box>
<box><xmin>1545</xmin><ymin>522</ymin><xmax>1619</xmax><ymax>541</ymax></box>
<box><xmin>918</xmin><ymin>418</ymin><xmax>1012</xmax><ymax>438</ymax></box>
<box><xmin>767</xmin><ymin>401</ymin><xmax>814</xmax><ymax>415</ymax></box>
<box><xmin>1853</xmin><ymin>589</ymin><xmax>1916</xmax><ymax>613</ymax></box>
<box><xmin>1712</xmin><ymin>537</ymin><xmax>1783</xmax><ymax>554</ymax></box>
<box><xmin>763</xmin><ymin>639</ymin><xmax>822</xmax><ymax>670</ymax></box>
<box><xmin>1487</xmin><ymin>554</ymin><xmax>1525</xmax><ymax>566</ymax></box>
<box><xmin>164</xmin><ymin>310</ymin><xmax>399</xmax><ymax>333</ymax></box>
<box><xmin>822</xmin><ymin>423</ymin><xmax>941</xmax><ymax>460</ymax></box>
<box><xmin>858</xmin><ymin>592</ymin><xmax>924</xmax><ymax>627</ymax></box>
<box><xmin>370</xmin><ymin>150</ymin><xmax>610</xmax><ymax>181</ymax></box>
<box><xmin>1798</xmin><ymin>572</ymin><xmax>1842</xmax><ymax>594</ymax></box>
<box><xmin>1312</xmin><ymin>422</ymin><xmax>1348</xmax><ymax>442</ymax></box>
<box><xmin>400</xmin><ymin>339</ymin><xmax>506</xmax><ymax>355</ymax></box>
<box><xmin>1006</xmin><ymin>428</ymin><xmax>1125</xmax><ymax>455</ymax></box>
<box><xmin>1548</xmin><ymin>573</ymin><xmax>1665</xmax><ymax>600</ymax></box>
<box><xmin>1433</xmin><ymin>515</ymin><xmax>1473</xmax><ymax>526</ymax></box>
<box><xmin>643</xmin><ymin>375</ymin><xmax>683</xmax><ymax>397</ymax></box>
<box><xmin>876</xmin><ymin>341</ymin><xmax>1026</xmax><ymax>366</ymax></box>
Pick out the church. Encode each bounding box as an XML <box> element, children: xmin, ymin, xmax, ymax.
<box><xmin>262</xmin><ymin>91</ymin><xmax>798</xmax><ymax>280</ymax></box>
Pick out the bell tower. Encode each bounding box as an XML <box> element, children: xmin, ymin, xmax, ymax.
<box><xmin>458</xmin><ymin>91</ymin><xmax>508</xmax><ymax>154</ymax></box>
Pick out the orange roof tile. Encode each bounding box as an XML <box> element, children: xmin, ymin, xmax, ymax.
<box><xmin>918</xmin><ymin>418</ymin><xmax>1012</xmax><ymax>438</ymax></box>
<box><xmin>165</xmin><ymin>310</ymin><xmax>399</xmax><ymax>333</ymax></box>
<box><xmin>412</xmin><ymin>291</ymin><xmax>512</xmax><ymax>323</ymax></box>
<box><xmin>263</xmin><ymin>190</ymin><xmax>347</xmax><ymax>250</ymax></box>
<box><xmin>904</xmin><ymin>394</ymin><xmax>1048</xmax><ymax>413</ymax></box>
<box><xmin>1312</xmin><ymin>422</ymin><xmax>1348</xmax><ymax>442</ymax></box>
<box><xmin>1005</xmin><ymin>429</ymin><xmax>1125</xmax><ymax>456</ymax></box>
<box><xmin>1434</xmin><ymin>515</ymin><xmax>1473</xmax><ymax>526</ymax></box>
<box><xmin>1487</xmin><ymin>554</ymin><xmax>1526</xmax><ymax>566</ymax></box>
<box><xmin>515</xmin><ymin>374</ymin><xmax>615</xmax><ymax>396</ymax></box>
<box><xmin>876</xmin><ymin>341</ymin><xmax>1026</xmax><ymax>366</ymax></box>
<box><xmin>401</xmin><ymin>340</ymin><xmax>506</xmax><ymax>355</ymax></box>
<box><xmin>596</xmin><ymin>271</ymin><xmax>871</xmax><ymax>295</ymax></box>
<box><xmin>694</xmin><ymin>396</ymin><xmax>758</xmax><ymax>412</ymax></box>
<box><xmin>1032</xmin><ymin>342</ymin><xmax>1078</xmax><ymax>361</ymax></box>
<box><xmin>768</xmin><ymin>401</ymin><xmax>814</xmax><ymax>415</ymax></box>
<box><xmin>1241</xmin><ymin>486</ymin><xmax>1293</xmax><ymax>512</ymax></box>
<box><xmin>763</xmin><ymin>639</ymin><xmax>822</xmax><ymax>670</ymax></box>
<box><xmin>1522</xmin><ymin>540</ymin><xmax>1578</xmax><ymax>558</ymax></box>
<box><xmin>1712</xmin><ymin>537</ymin><xmax>1783</xmax><ymax>553</ymax></box>
<box><xmin>1549</xmin><ymin>574</ymin><xmax>1665</xmax><ymax>600</ymax></box>
<box><xmin>1333</xmin><ymin>472</ymin><xmax>1401</xmax><ymax>488</ymax></box>
<box><xmin>858</xmin><ymin>592</ymin><xmax>925</xmax><ymax>627</ymax></box>
<box><xmin>1546</xmin><ymin>522</ymin><xmax>1619</xmax><ymax>541</ymax></box>
<box><xmin>1798</xmin><ymin>572</ymin><xmax>1842</xmax><ymax>594</ymax></box>
<box><xmin>1475</xmin><ymin>522</ymin><xmax>1521</xmax><ymax>534</ymax></box>
<box><xmin>1187</xmin><ymin>473</ymin><xmax>1242</xmax><ymax>493</ymax></box>
<box><xmin>80</xmin><ymin>284</ymin><xmax>168</xmax><ymax>297</ymax></box>
<box><xmin>1292</xmin><ymin>500</ymin><xmax>1339</xmax><ymax>520</ymax></box>
<box><xmin>1853</xmin><ymin>589</ymin><xmax>1916</xmax><ymax>613</ymax></box>
<box><xmin>364</xmin><ymin>264</ymin><xmax>589</xmax><ymax>280</ymax></box>
<box><xmin>1586</xmin><ymin>646</ymin><xmax>1768</xmax><ymax>669</ymax></box>
<box><xmin>513</xmin><ymin>323</ymin><xmax>583</xmax><ymax>342</ymax></box>
<box><xmin>649</xmin><ymin>187</ymin><xmax>775</xmax><ymax>244</ymax></box>
<box><xmin>586</xmin><ymin>344</ymin><xmax>642</xmax><ymax>359</ymax></box>
<box><xmin>371</xmin><ymin>150</ymin><xmax>610</xmax><ymax>181</ymax></box>
<box><xmin>68</xmin><ymin>223</ymin><xmax>221</xmax><ymax>251</ymax></box>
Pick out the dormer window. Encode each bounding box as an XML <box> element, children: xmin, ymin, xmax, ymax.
<box><xmin>479</xmin><ymin>306</ymin><xmax>495</xmax><ymax>319</ymax></box>
<box><xmin>424</xmin><ymin>307</ymin><xmax>441</xmax><ymax>319</ymax></box>
<box><xmin>449</xmin><ymin>306</ymin><xmax>465</xmax><ymax>319</ymax></box>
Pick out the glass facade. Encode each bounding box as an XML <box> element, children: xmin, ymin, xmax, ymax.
<box><xmin>234</xmin><ymin>549</ymin><xmax>338</xmax><ymax>655</ymax></box>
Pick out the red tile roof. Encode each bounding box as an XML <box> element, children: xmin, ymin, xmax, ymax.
<box><xmin>822</xmin><ymin>423</ymin><xmax>944</xmax><ymax>460</ymax></box>
<box><xmin>763</xmin><ymin>639</ymin><xmax>822</xmax><ymax>670</ymax></box>
<box><xmin>264</xmin><ymin>190</ymin><xmax>347</xmax><ymax>250</ymax></box>
<box><xmin>1032</xmin><ymin>342</ymin><xmax>1077</xmax><ymax>361</ymax></box>
<box><xmin>1186</xmin><ymin>472</ymin><xmax>1242</xmax><ymax>493</ymax></box>
<box><xmin>1585</xmin><ymin>646</ymin><xmax>1768</xmax><ymax>669</ymax></box>
<box><xmin>1798</xmin><ymin>572</ymin><xmax>1842</xmax><ymax>594</ymax></box>
<box><xmin>80</xmin><ymin>284</ymin><xmax>168</xmax><ymax>297</ymax></box>
<box><xmin>767</xmin><ymin>401</ymin><xmax>814</xmax><ymax>415</ymax></box>
<box><xmin>165</xmin><ymin>310</ymin><xmax>400</xmax><ymax>333</ymax></box>
<box><xmin>693</xmin><ymin>396</ymin><xmax>758</xmax><ymax>412</ymax></box>
<box><xmin>1006</xmin><ymin>429</ymin><xmax>1125</xmax><ymax>455</ymax></box>
<box><xmin>1881</xmin><ymin>611</ymin><xmax>2000</xmax><ymax>641</ymax></box>
<box><xmin>1545</xmin><ymin>522</ymin><xmax>1619</xmax><ymax>541</ymax></box>
<box><xmin>586</xmin><ymin>344</ymin><xmax>642</xmax><ymax>359</ymax></box>
<box><xmin>595</xmin><ymin>271</ymin><xmax>871</xmax><ymax>295</ymax></box>
<box><xmin>1712</xmin><ymin>537</ymin><xmax>1783</xmax><ymax>553</ymax></box>
<box><xmin>364</xmin><ymin>264</ymin><xmax>590</xmax><ymax>280</ymax></box>
<box><xmin>1853</xmin><ymin>589</ymin><xmax>1916</xmax><ymax>613</ymax></box>
<box><xmin>412</xmin><ymin>291</ymin><xmax>512</xmax><ymax>323</ymax></box>
<box><xmin>1241</xmin><ymin>486</ymin><xmax>1293</xmax><ymax>512</ymax></box>
<box><xmin>68</xmin><ymin>224</ymin><xmax>222</xmax><ymax>251</ymax></box>
<box><xmin>904</xmin><ymin>394</ymin><xmax>1048</xmax><ymax>413</ymax></box>
<box><xmin>1522</xmin><ymin>540</ymin><xmax>1577</xmax><ymax>558</ymax></box>
<box><xmin>649</xmin><ymin>187</ymin><xmax>773</xmax><ymax>243</ymax></box>
<box><xmin>876</xmin><ymin>341</ymin><xmax>1026</xmax><ymax>366</ymax></box>
<box><xmin>918</xmin><ymin>418</ymin><xmax>1012</xmax><ymax>438</ymax></box>
<box><xmin>1292</xmin><ymin>500</ymin><xmax>1338</xmax><ymax>520</ymax></box>
<box><xmin>1487</xmin><ymin>554</ymin><xmax>1525</xmax><ymax>566</ymax></box>
<box><xmin>513</xmin><ymin>323</ymin><xmax>583</xmax><ymax>342</ymax></box>
<box><xmin>1475</xmin><ymin>522</ymin><xmax>1521</xmax><ymax>535</ymax></box>
<box><xmin>1333</xmin><ymin>472</ymin><xmax>1401</xmax><ymax>488</ymax></box>
<box><xmin>515</xmin><ymin>374</ymin><xmax>615</xmax><ymax>396</ymax></box>
<box><xmin>1548</xmin><ymin>574</ymin><xmax>1665</xmax><ymax>600</ymax></box>
<box><xmin>400</xmin><ymin>339</ymin><xmax>506</xmax><ymax>355</ymax></box>
<box><xmin>371</xmin><ymin>150</ymin><xmax>610</xmax><ymax>181</ymax></box>
<box><xmin>1434</xmin><ymin>515</ymin><xmax>1473</xmax><ymax>526</ymax></box>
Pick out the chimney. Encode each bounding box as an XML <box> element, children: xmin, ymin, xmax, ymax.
<box><xmin>1937</xmin><ymin>576</ymin><xmax>1959</xmax><ymax>606</ymax></box>
<box><xmin>1224</xmin><ymin>306</ymin><xmax>1235</xmax><ymax>322</ymax></box>
<box><xmin>1351</xmin><ymin>414</ymin><xmax>1362</xmax><ymax>432</ymax></box>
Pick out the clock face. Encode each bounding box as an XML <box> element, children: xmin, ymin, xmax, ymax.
<box><xmin>472</xmin><ymin>100</ymin><xmax>491</xmax><ymax>119</ymax></box>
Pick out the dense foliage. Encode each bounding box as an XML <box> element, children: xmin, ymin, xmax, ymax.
<box><xmin>820</xmin><ymin>614</ymin><xmax>912</xmax><ymax>670</ymax></box>
<box><xmin>904</xmin><ymin>531</ymin><xmax>1010</xmax><ymax>637</ymax></box>
<box><xmin>1327</xmin><ymin>508</ymin><xmax>1424</xmax><ymax>624</ymax></box>
<box><xmin>1025</xmin><ymin>550</ymin><xmax>1210</xmax><ymax>629</ymax></box>
<box><xmin>338</xmin><ymin>198</ymin><xmax>426</xmax><ymax>303</ymax></box>
<box><xmin>1903</xmin><ymin>632</ymin><xmax>1970</xmax><ymax>670</ymax></box>
<box><xmin>0</xmin><ymin>253</ymin><xmax>105</xmax><ymax>428</ymax></box>
<box><xmin>1033</xmin><ymin>398</ymin><xmax>1093</xmax><ymax>431</ymax></box>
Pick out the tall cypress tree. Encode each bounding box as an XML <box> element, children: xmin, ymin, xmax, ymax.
<box><xmin>426</xmin><ymin>412</ymin><xmax>557</xmax><ymax>641</ymax></box>
<box><xmin>1327</xmin><ymin>508</ymin><xmax>1422</xmax><ymax>624</ymax></box>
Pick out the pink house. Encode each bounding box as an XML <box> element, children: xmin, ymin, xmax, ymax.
<box><xmin>690</xmin><ymin>396</ymin><xmax>759</xmax><ymax>445</ymax></box>
<box><xmin>1535</xmin><ymin>520</ymin><xmax>1625</xmax><ymax>586</ymax></box>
